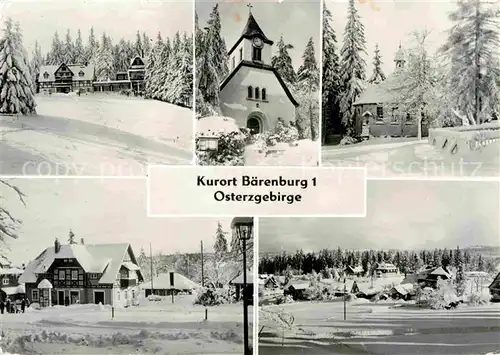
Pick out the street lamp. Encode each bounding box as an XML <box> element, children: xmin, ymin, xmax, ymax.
<box><xmin>231</xmin><ymin>217</ymin><xmax>253</xmax><ymax>355</ymax></box>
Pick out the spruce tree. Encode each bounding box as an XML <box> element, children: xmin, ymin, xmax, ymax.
<box><xmin>29</xmin><ymin>40</ymin><xmax>42</xmax><ymax>92</ymax></box>
<box><xmin>47</xmin><ymin>31</ymin><xmax>64</xmax><ymax>65</ymax></box>
<box><xmin>86</xmin><ymin>27</ymin><xmax>98</xmax><ymax>65</ymax></box>
<box><xmin>0</xmin><ymin>180</ymin><xmax>25</xmax><ymax>266</ymax></box>
<box><xmin>205</xmin><ymin>4</ymin><xmax>228</xmax><ymax>79</ymax></box>
<box><xmin>74</xmin><ymin>29</ymin><xmax>85</xmax><ymax>64</ymax></box>
<box><xmin>441</xmin><ymin>0</ymin><xmax>500</xmax><ymax>124</ymax></box>
<box><xmin>322</xmin><ymin>1</ymin><xmax>341</xmax><ymax>142</ymax></box>
<box><xmin>339</xmin><ymin>0</ymin><xmax>367</xmax><ymax>137</ymax></box>
<box><xmin>134</xmin><ymin>31</ymin><xmax>143</xmax><ymax>57</ymax></box>
<box><xmin>297</xmin><ymin>37</ymin><xmax>320</xmax><ymax>140</ymax></box>
<box><xmin>145</xmin><ymin>33</ymin><xmax>161</xmax><ymax>98</ymax></box>
<box><xmin>95</xmin><ymin>33</ymin><xmax>114</xmax><ymax>80</ymax></box>
<box><xmin>214</xmin><ymin>222</ymin><xmax>228</xmax><ymax>259</ymax></box>
<box><xmin>64</xmin><ymin>29</ymin><xmax>74</xmax><ymax>64</ymax></box>
<box><xmin>368</xmin><ymin>44</ymin><xmax>386</xmax><ymax>84</ymax></box>
<box><xmin>0</xmin><ymin>19</ymin><xmax>37</xmax><ymax>115</ymax></box>
<box><xmin>271</xmin><ymin>35</ymin><xmax>296</xmax><ymax>85</ymax></box>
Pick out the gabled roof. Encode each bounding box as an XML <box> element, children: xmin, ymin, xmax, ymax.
<box><xmin>354</xmin><ymin>71</ymin><xmax>405</xmax><ymax>106</ymax></box>
<box><xmin>489</xmin><ymin>271</ymin><xmax>500</xmax><ymax>289</ymax></box>
<box><xmin>0</xmin><ymin>267</ymin><xmax>24</xmax><ymax>275</ymax></box>
<box><xmin>38</xmin><ymin>64</ymin><xmax>95</xmax><ymax>82</ymax></box>
<box><xmin>228</xmin><ymin>13</ymin><xmax>273</xmax><ymax>56</ymax></box>
<box><xmin>220</xmin><ymin>60</ymin><xmax>299</xmax><ymax>107</ymax></box>
<box><xmin>430</xmin><ymin>266</ymin><xmax>451</xmax><ymax>278</ymax></box>
<box><xmin>376</xmin><ymin>262</ymin><xmax>397</xmax><ymax>270</ymax></box>
<box><xmin>345</xmin><ymin>265</ymin><xmax>364</xmax><ymax>274</ymax></box>
<box><xmin>230</xmin><ymin>268</ymin><xmax>254</xmax><ymax>285</ymax></box>
<box><xmin>19</xmin><ymin>243</ymin><xmax>141</xmax><ymax>285</ymax></box>
<box><xmin>129</xmin><ymin>56</ymin><xmax>146</xmax><ymax>67</ymax></box>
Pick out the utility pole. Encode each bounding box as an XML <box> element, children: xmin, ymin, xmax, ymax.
<box><xmin>201</xmin><ymin>241</ymin><xmax>205</xmax><ymax>287</ymax></box>
<box><xmin>242</xmin><ymin>236</ymin><xmax>249</xmax><ymax>355</ymax></box>
<box><xmin>149</xmin><ymin>242</ymin><xmax>154</xmax><ymax>296</ymax></box>
<box><xmin>343</xmin><ymin>278</ymin><xmax>347</xmax><ymax>321</ymax></box>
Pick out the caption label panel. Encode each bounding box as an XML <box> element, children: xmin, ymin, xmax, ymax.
<box><xmin>147</xmin><ymin>166</ymin><xmax>366</xmax><ymax>217</ymax></box>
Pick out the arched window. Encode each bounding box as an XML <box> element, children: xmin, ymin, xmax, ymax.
<box><xmin>262</xmin><ymin>88</ymin><xmax>267</xmax><ymax>101</ymax></box>
<box><xmin>255</xmin><ymin>87</ymin><xmax>260</xmax><ymax>100</ymax></box>
<box><xmin>43</xmin><ymin>72</ymin><xmax>49</xmax><ymax>79</ymax></box>
<box><xmin>247</xmin><ymin>86</ymin><xmax>253</xmax><ymax>99</ymax></box>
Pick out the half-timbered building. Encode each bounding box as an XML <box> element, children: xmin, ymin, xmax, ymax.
<box><xmin>19</xmin><ymin>240</ymin><xmax>143</xmax><ymax>307</ymax></box>
<box><xmin>38</xmin><ymin>64</ymin><xmax>95</xmax><ymax>94</ymax></box>
<box><xmin>93</xmin><ymin>56</ymin><xmax>146</xmax><ymax>93</ymax></box>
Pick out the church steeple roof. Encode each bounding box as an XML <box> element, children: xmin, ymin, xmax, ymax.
<box><xmin>227</xmin><ymin>11</ymin><xmax>273</xmax><ymax>56</ymax></box>
<box><xmin>394</xmin><ymin>44</ymin><xmax>405</xmax><ymax>63</ymax></box>
<box><xmin>241</xmin><ymin>13</ymin><xmax>273</xmax><ymax>45</ymax></box>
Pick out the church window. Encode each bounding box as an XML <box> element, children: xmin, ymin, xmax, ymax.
<box><xmin>239</xmin><ymin>48</ymin><xmax>243</xmax><ymax>61</ymax></box>
<box><xmin>262</xmin><ymin>88</ymin><xmax>267</xmax><ymax>101</ymax></box>
<box><xmin>43</xmin><ymin>72</ymin><xmax>49</xmax><ymax>79</ymax></box>
<box><xmin>376</xmin><ymin>106</ymin><xmax>383</xmax><ymax>118</ymax></box>
<box><xmin>252</xmin><ymin>47</ymin><xmax>262</xmax><ymax>61</ymax></box>
<box><xmin>255</xmin><ymin>87</ymin><xmax>260</xmax><ymax>100</ymax></box>
<box><xmin>247</xmin><ymin>86</ymin><xmax>253</xmax><ymax>99</ymax></box>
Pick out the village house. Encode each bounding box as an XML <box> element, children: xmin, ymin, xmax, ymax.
<box><xmin>229</xmin><ymin>269</ymin><xmax>254</xmax><ymax>303</ymax></box>
<box><xmin>419</xmin><ymin>266</ymin><xmax>452</xmax><ymax>288</ymax></box>
<box><xmin>283</xmin><ymin>281</ymin><xmax>309</xmax><ymax>301</ymax></box>
<box><xmin>217</xmin><ymin>8</ymin><xmax>298</xmax><ymax>135</ymax></box>
<box><xmin>141</xmin><ymin>271</ymin><xmax>200</xmax><ymax>297</ymax></box>
<box><xmin>375</xmin><ymin>262</ymin><xmax>399</xmax><ymax>277</ymax></box>
<box><xmin>353</xmin><ymin>45</ymin><xmax>428</xmax><ymax>138</ymax></box>
<box><xmin>0</xmin><ymin>266</ymin><xmax>25</xmax><ymax>302</ymax></box>
<box><xmin>37</xmin><ymin>56</ymin><xmax>146</xmax><ymax>95</ymax></box>
<box><xmin>344</xmin><ymin>265</ymin><xmax>364</xmax><ymax>277</ymax></box>
<box><xmin>37</xmin><ymin>63</ymin><xmax>95</xmax><ymax>94</ymax></box>
<box><xmin>19</xmin><ymin>240</ymin><xmax>143</xmax><ymax>307</ymax></box>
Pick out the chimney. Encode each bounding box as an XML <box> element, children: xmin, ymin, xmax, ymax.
<box><xmin>54</xmin><ymin>238</ymin><xmax>61</xmax><ymax>253</ymax></box>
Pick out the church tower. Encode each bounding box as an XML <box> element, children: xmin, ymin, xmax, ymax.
<box><xmin>394</xmin><ymin>44</ymin><xmax>405</xmax><ymax>70</ymax></box>
<box><xmin>226</xmin><ymin>4</ymin><xmax>274</xmax><ymax>72</ymax></box>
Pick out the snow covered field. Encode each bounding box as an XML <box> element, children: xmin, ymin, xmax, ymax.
<box><xmin>0</xmin><ymin>295</ymin><xmax>253</xmax><ymax>355</ymax></box>
<box><xmin>259</xmin><ymin>301</ymin><xmax>500</xmax><ymax>355</ymax></box>
<box><xmin>0</xmin><ymin>94</ymin><xmax>193</xmax><ymax>175</ymax></box>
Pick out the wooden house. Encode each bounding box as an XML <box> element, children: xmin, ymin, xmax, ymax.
<box><xmin>20</xmin><ymin>240</ymin><xmax>143</xmax><ymax>307</ymax></box>
<box><xmin>141</xmin><ymin>272</ymin><xmax>200</xmax><ymax>297</ymax></box>
<box><xmin>488</xmin><ymin>271</ymin><xmax>500</xmax><ymax>301</ymax></box>
<box><xmin>38</xmin><ymin>64</ymin><xmax>95</xmax><ymax>94</ymax></box>
<box><xmin>0</xmin><ymin>267</ymin><xmax>25</xmax><ymax>302</ymax></box>
<box><xmin>93</xmin><ymin>56</ymin><xmax>146</xmax><ymax>94</ymax></box>
<box><xmin>344</xmin><ymin>266</ymin><xmax>364</xmax><ymax>277</ymax></box>
<box><xmin>375</xmin><ymin>262</ymin><xmax>399</xmax><ymax>277</ymax></box>
<box><xmin>229</xmin><ymin>269</ymin><xmax>254</xmax><ymax>303</ymax></box>
<box><xmin>283</xmin><ymin>282</ymin><xmax>309</xmax><ymax>301</ymax></box>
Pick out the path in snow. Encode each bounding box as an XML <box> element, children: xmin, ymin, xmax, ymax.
<box><xmin>259</xmin><ymin>302</ymin><xmax>500</xmax><ymax>355</ymax></box>
<box><xmin>0</xmin><ymin>95</ymin><xmax>193</xmax><ymax>175</ymax></box>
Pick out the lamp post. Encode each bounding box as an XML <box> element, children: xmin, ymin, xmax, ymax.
<box><xmin>231</xmin><ymin>217</ymin><xmax>253</xmax><ymax>355</ymax></box>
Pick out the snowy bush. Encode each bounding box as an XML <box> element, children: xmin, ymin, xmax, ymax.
<box><xmin>196</xmin><ymin>131</ymin><xmax>247</xmax><ymax>166</ymax></box>
<box><xmin>193</xmin><ymin>287</ymin><xmax>232</xmax><ymax>306</ymax></box>
<box><xmin>339</xmin><ymin>136</ymin><xmax>358</xmax><ymax>145</ymax></box>
<box><xmin>275</xmin><ymin>294</ymin><xmax>294</xmax><ymax>305</ymax></box>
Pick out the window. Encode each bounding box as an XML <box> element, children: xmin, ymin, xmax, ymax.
<box><xmin>198</xmin><ymin>139</ymin><xmax>207</xmax><ymax>151</ymax></box>
<box><xmin>376</xmin><ymin>106</ymin><xmax>383</xmax><ymax>118</ymax></box>
<box><xmin>43</xmin><ymin>72</ymin><xmax>49</xmax><ymax>79</ymax></box>
<box><xmin>32</xmin><ymin>289</ymin><xmax>39</xmax><ymax>301</ymax></box>
<box><xmin>2</xmin><ymin>278</ymin><xmax>9</xmax><ymax>285</ymax></box>
<box><xmin>232</xmin><ymin>56</ymin><xmax>235</xmax><ymax>69</ymax></box>
<box><xmin>71</xmin><ymin>270</ymin><xmax>78</xmax><ymax>280</ymax></box>
<box><xmin>79</xmin><ymin>71</ymin><xmax>84</xmax><ymax>77</ymax></box>
<box><xmin>247</xmin><ymin>86</ymin><xmax>253</xmax><ymax>99</ymax></box>
<box><xmin>262</xmin><ymin>88</ymin><xmax>267</xmax><ymax>101</ymax></box>
<box><xmin>255</xmin><ymin>87</ymin><xmax>260</xmax><ymax>100</ymax></box>
<box><xmin>59</xmin><ymin>270</ymin><xmax>65</xmax><ymax>280</ymax></box>
<box><xmin>252</xmin><ymin>47</ymin><xmax>262</xmax><ymax>61</ymax></box>
<box><xmin>12</xmin><ymin>68</ymin><xmax>17</xmax><ymax>76</ymax></box>
<box><xmin>239</xmin><ymin>48</ymin><xmax>243</xmax><ymax>61</ymax></box>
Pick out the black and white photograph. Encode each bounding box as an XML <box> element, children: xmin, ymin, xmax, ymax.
<box><xmin>322</xmin><ymin>0</ymin><xmax>499</xmax><ymax>177</ymax></box>
<box><xmin>0</xmin><ymin>0</ymin><xmax>193</xmax><ymax>176</ymax></box>
<box><xmin>195</xmin><ymin>0</ymin><xmax>320</xmax><ymax>166</ymax></box>
<box><xmin>258</xmin><ymin>180</ymin><xmax>500</xmax><ymax>354</ymax></box>
<box><xmin>0</xmin><ymin>178</ymin><xmax>254</xmax><ymax>354</ymax></box>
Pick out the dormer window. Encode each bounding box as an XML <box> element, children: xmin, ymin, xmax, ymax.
<box><xmin>79</xmin><ymin>71</ymin><xmax>85</xmax><ymax>77</ymax></box>
<box><xmin>2</xmin><ymin>279</ymin><xmax>9</xmax><ymax>285</ymax></box>
<box><xmin>43</xmin><ymin>72</ymin><xmax>49</xmax><ymax>79</ymax></box>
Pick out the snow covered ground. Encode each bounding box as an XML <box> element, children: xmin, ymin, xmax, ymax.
<box><xmin>259</xmin><ymin>301</ymin><xmax>500</xmax><ymax>355</ymax></box>
<box><xmin>245</xmin><ymin>140</ymin><xmax>319</xmax><ymax>166</ymax></box>
<box><xmin>0</xmin><ymin>295</ymin><xmax>253</xmax><ymax>354</ymax></box>
<box><xmin>0</xmin><ymin>94</ymin><xmax>193</xmax><ymax>175</ymax></box>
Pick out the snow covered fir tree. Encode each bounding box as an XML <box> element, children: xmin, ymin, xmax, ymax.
<box><xmin>0</xmin><ymin>18</ymin><xmax>37</xmax><ymax>115</ymax></box>
<box><xmin>322</xmin><ymin>0</ymin><xmax>500</xmax><ymax>146</ymax></box>
<box><xmin>195</xmin><ymin>3</ymin><xmax>320</xmax><ymax>166</ymax></box>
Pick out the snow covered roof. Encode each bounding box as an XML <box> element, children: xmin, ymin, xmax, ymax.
<box><xmin>345</xmin><ymin>266</ymin><xmax>364</xmax><ymax>274</ymax></box>
<box><xmin>391</xmin><ymin>283</ymin><xmax>414</xmax><ymax>296</ymax></box>
<box><xmin>140</xmin><ymin>272</ymin><xmax>200</xmax><ymax>290</ymax></box>
<box><xmin>38</xmin><ymin>64</ymin><xmax>95</xmax><ymax>82</ymax></box>
<box><xmin>129</xmin><ymin>56</ymin><xmax>146</xmax><ymax>68</ymax></box>
<box><xmin>38</xmin><ymin>279</ymin><xmax>53</xmax><ymax>289</ymax></box>
<box><xmin>122</xmin><ymin>262</ymin><xmax>140</xmax><ymax>271</ymax></box>
<box><xmin>20</xmin><ymin>243</ymin><xmax>140</xmax><ymax>285</ymax></box>
<box><xmin>430</xmin><ymin>266</ymin><xmax>451</xmax><ymax>278</ymax></box>
<box><xmin>354</xmin><ymin>71</ymin><xmax>405</xmax><ymax>105</ymax></box>
<box><xmin>197</xmin><ymin>116</ymin><xmax>242</xmax><ymax>137</ymax></box>
<box><xmin>230</xmin><ymin>269</ymin><xmax>254</xmax><ymax>285</ymax></box>
<box><xmin>376</xmin><ymin>262</ymin><xmax>398</xmax><ymax>271</ymax></box>
<box><xmin>0</xmin><ymin>285</ymin><xmax>25</xmax><ymax>296</ymax></box>
<box><xmin>0</xmin><ymin>267</ymin><xmax>23</xmax><ymax>275</ymax></box>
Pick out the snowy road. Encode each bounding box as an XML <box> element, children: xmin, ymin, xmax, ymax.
<box><xmin>259</xmin><ymin>302</ymin><xmax>500</xmax><ymax>355</ymax></box>
<box><xmin>322</xmin><ymin>141</ymin><xmax>499</xmax><ymax>178</ymax></box>
<box><xmin>0</xmin><ymin>95</ymin><xmax>193</xmax><ymax>175</ymax></box>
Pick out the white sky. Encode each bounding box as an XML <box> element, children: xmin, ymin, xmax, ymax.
<box><xmin>260</xmin><ymin>180</ymin><xmax>500</xmax><ymax>253</ymax></box>
<box><xmin>1</xmin><ymin>0</ymin><xmax>193</xmax><ymax>57</ymax></box>
<box><xmin>327</xmin><ymin>0</ymin><xmax>457</xmax><ymax>77</ymax></box>
<box><xmin>0</xmin><ymin>178</ymin><xmax>233</xmax><ymax>265</ymax></box>
<box><xmin>196</xmin><ymin>0</ymin><xmax>321</xmax><ymax>70</ymax></box>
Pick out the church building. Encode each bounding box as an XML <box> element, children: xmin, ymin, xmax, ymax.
<box><xmin>219</xmin><ymin>7</ymin><xmax>299</xmax><ymax>135</ymax></box>
<box><xmin>353</xmin><ymin>45</ymin><xmax>428</xmax><ymax>138</ymax></box>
